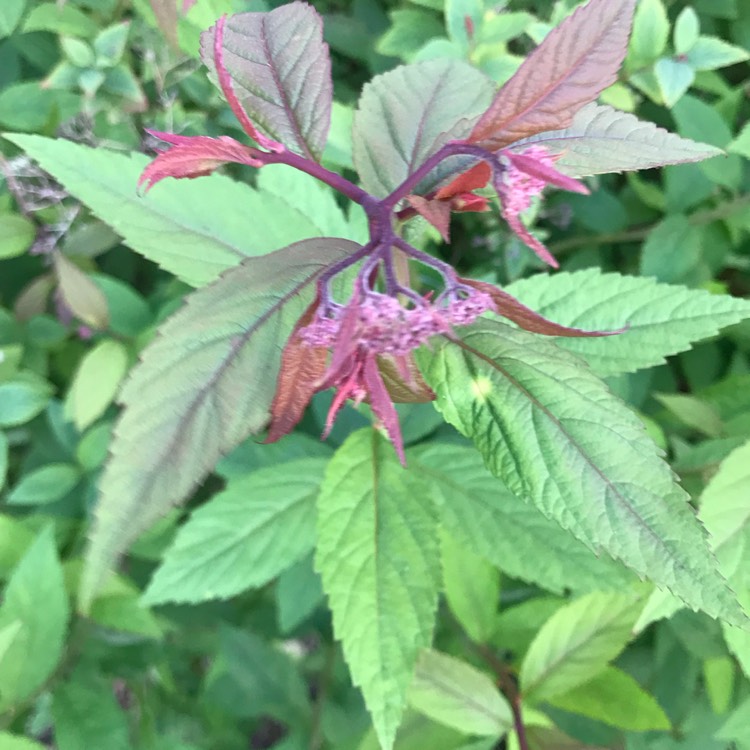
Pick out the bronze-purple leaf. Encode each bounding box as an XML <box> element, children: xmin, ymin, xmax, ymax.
<box><xmin>469</xmin><ymin>0</ymin><xmax>637</xmax><ymax>150</ymax></box>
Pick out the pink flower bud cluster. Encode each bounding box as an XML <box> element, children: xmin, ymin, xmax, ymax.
<box><xmin>499</xmin><ymin>145</ymin><xmax>554</xmax><ymax>218</ymax></box>
<box><xmin>298</xmin><ymin>290</ymin><xmax>495</xmax><ymax>355</ymax></box>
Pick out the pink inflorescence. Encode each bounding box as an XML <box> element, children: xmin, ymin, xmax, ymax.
<box><xmin>499</xmin><ymin>145</ymin><xmax>554</xmax><ymax>218</ymax></box>
<box><xmin>299</xmin><ymin>290</ymin><xmax>495</xmax><ymax>355</ymax></box>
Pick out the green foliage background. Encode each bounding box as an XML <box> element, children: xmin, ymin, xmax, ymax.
<box><xmin>0</xmin><ymin>0</ymin><xmax>750</xmax><ymax>749</ymax></box>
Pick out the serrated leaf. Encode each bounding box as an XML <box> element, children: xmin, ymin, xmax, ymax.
<box><xmin>352</xmin><ymin>58</ymin><xmax>493</xmax><ymax>197</ymax></box>
<box><xmin>410</xmin><ymin>443</ymin><xmax>635</xmax><ymax>595</ymax></box>
<box><xmin>504</xmin><ymin>268</ymin><xmax>750</xmax><ymax>377</ymax></box>
<box><xmin>408</xmin><ymin>650</ymin><xmax>513</xmax><ymax>737</ymax></box>
<box><xmin>512</xmin><ymin>103</ymin><xmax>721</xmax><ymax>177</ymax></box>
<box><xmin>5</xmin><ymin>134</ymin><xmax>348</xmax><ymax>288</ymax></box>
<box><xmin>0</xmin><ymin>527</ymin><xmax>70</xmax><ymax>711</ymax></box>
<box><xmin>143</xmin><ymin>457</ymin><xmax>327</xmax><ymax>605</ymax></box>
<box><xmin>80</xmin><ymin>238</ymin><xmax>356</xmax><ymax>612</ymax></box>
<box><xmin>469</xmin><ymin>0</ymin><xmax>636</xmax><ymax>149</ymax></box>
<box><xmin>417</xmin><ymin>319</ymin><xmax>746</xmax><ymax>626</ymax></box>
<box><xmin>547</xmin><ymin>665</ymin><xmax>670</xmax><ymax>730</ymax></box>
<box><xmin>201</xmin><ymin>3</ymin><xmax>332</xmax><ymax>160</ymax></box>
<box><xmin>520</xmin><ymin>588</ymin><xmax>647</xmax><ymax>703</ymax></box>
<box><xmin>64</xmin><ymin>339</ymin><xmax>129</xmax><ymax>431</ymax></box>
<box><xmin>316</xmin><ymin>429</ymin><xmax>440</xmax><ymax>750</ymax></box>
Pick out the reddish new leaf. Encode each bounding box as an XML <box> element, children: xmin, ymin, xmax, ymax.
<box><xmin>139</xmin><ymin>131</ymin><xmax>263</xmax><ymax>192</ymax></box>
<box><xmin>504</xmin><ymin>151</ymin><xmax>589</xmax><ymax>195</ymax></box>
<box><xmin>406</xmin><ymin>195</ymin><xmax>452</xmax><ymax>241</ymax></box>
<box><xmin>435</xmin><ymin>162</ymin><xmax>491</xmax><ymax>200</ymax></box>
<box><xmin>470</xmin><ymin>0</ymin><xmax>637</xmax><ymax>150</ymax></box>
<box><xmin>150</xmin><ymin>0</ymin><xmax>179</xmax><ymax>50</ymax></box>
<box><xmin>463</xmin><ymin>278</ymin><xmax>626</xmax><ymax>338</ymax></box>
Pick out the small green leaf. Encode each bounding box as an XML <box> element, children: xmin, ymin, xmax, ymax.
<box><xmin>409</xmin><ymin>650</ymin><xmax>513</xmax><ymax>737</ymax></box>
<box><xmin>729</xmin><ymin>122</ymin><xmax>750</xmax><ymax>159</ymax></box>
<box><xmin>376</xmin><ymin>9</ymin><xmax>443</xmax><ymax>60</ymax></box>
<box><xmin>674</xmin><ymin>7</ymin><xmax>700</xmax><ymax>55</ymax></box>
<box><xmin>440</xmin><ymin>530</ymin><xmax>499</xmax><ymax>643</ymax></box>
<box><xmin>0</xmin><ymin>433</ymin><xmax>8</xmax><ymax>492</ymax></box>
<box><xmin>0</xmin><ymin>622</ymin><xmax>21</xmax><ymax>664</ymax></box>
<box><xmin>317</xmin><ymin>429</ymin><xmax>440</xmax><ymax>750</ymax></box>
<box><xmin>0</xmin><ymin>527</ymin><xmax>70</xmax><ymax>711</ymax></box>
<box><xmin>54</xmin><ymin>253</ymin><xmax>110</xmax><ymax>329</ymax></box>
<box><xmin>64</xmin><ymin>339</ymin><xmax>128</xmax><ymax>431</ymax></box>
<box><xmin>60</xmin><ymin>37</ymin><xmax>95</xmax><ymax>67</ymax></box>
<box><xmin>0</xmin><ymin>214</ymin><xmax>35</xmax><ymax>259</ymax></box>
<box><xmin>547</xmin><ymin>666</ymin><xmax>670</xmax><ymax>730</ymax></box>
<box><xmin>276</xmin><ymin>554</ymin><xmax>325</xmax><ymax>634</ymax></box>
<box><xmin>655</xmin><ymin>57</ymin><xmax>695</xmax><ymax>107</ymax></box>
<box><xmin>630</xmin><ymin>0</ymin><xmax>669</xmax><ymax>64</ymax></box>
<box><xmin>703</xmin><ymin>656</ymin><xmax>734</xmax><ymax>715</ymax></box>
<box><xmin>520</xmin><ymin>588</ymin><xmax>647</xmax><ymax>703</ymax></box>
<box><xmin>143</xmin><ymin>458</ymin><xmax>327</xmax><ymax>605</ymax></box>
<box><xmin>80</xmin><ymin>238</ymin><xmax>356</xmax><ymax>612</ymax></box>
<box><xmin>0</xmin><ymin>0</ymin><xmax>26</xmax><ymax>39</ymax></box>
<box><xmin>22</xmin><ymin>3</ymin><xmax>97</xmax><ymax>37</ymax></box>
<box><xmin>7</xmin><ymin>463</ymin><xmax>81</xmax><ymax>506</ymax></box>
<box><xmin>94</xmin><ymin>22</ymin><xmax>130</xmax><ymax>67</ymax></box>
<box><xmin>687</xmin><ymin>36</ymin><xmax>749</xmax><ymax>70</ymax></box>
<box><xmin>0</xmin><ymin>733</ymin><xmax>46</xmax><ymax>750</ymax></box>
<box><xmin>0</xmin><ymin>377</ymin><xmax>52</xmax><ymax>428</ymax></box>
<box><xmin>445</xmin><ymin>0</ymin><xmax>483</xmax><ymax>52</ymax></box>
<box><xmin>654</xmin><ymin>393</ymin><xmax>723</xmax><ymax>438</ymax></box>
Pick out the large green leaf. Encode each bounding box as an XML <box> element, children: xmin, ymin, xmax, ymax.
<box><xmin>0</xmin><ymin>0</ymin><xmax>26</xmax><ymax>39</ymax></box>
<box><xmin>520</xmin><ymin>588</ymin><xmax>647</xmax><ymax>703</ymax></box>
<box><xmin>504</xmin><ymin>269</ymin><xmax>750</xmax><ymax>377</ymax></box>
<box><xmin>0</xmin><ymin>527</ymin><xmax>70</xmax><ymax>711</ymax></box>
<box><xmin>316</xmin><ymin>429</ymin><xmax>441</xmax><ymax>750</ymax></box>
<box><xmin>410</xmin><ymin>443</ymin><xmax>635</xmax><ymax>595</ymax></box>
<box><xmin>417</xmin><ymin>319</ymin><xmax>746</xmax><ymax>626</ymax></box>
<box><xmin>408</xmin><ymin>650</ymin><xmax>512</xmax><ymax>738</ymax></box>
<box><xmin>352</xmin><ymin>58</ymin><xmax>493</xmax><ymax>197</ymax></box>
<box><xmin>201</xmin><ymin>2</ymin><xmax>332</xmax><ymax>160</ymax></box>
<box><xmin>512</xmin><ymin>103</ymin><xmax>720</xmax><ymax>177</ymax></box>
<box><xmin>5</xmin><ymin>134</ymin><xmax>352</xmax><ymax>287</ymax></box>
<box><xmin>80</xmin><ymin>238</ymin><xmax>357</xmax><ymax>612</ymax></box>
<box><xmin>143</xmin><ymin>457</ymin><xmax>327</xmax><ymax>605</ymax></box>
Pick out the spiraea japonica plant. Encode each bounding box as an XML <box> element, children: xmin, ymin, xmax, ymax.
<box><xmin>7</xmin><ymin>0</ymin><xmax>750</xmax><ymax>747</ymax></box>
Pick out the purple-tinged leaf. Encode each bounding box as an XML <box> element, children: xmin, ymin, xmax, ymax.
<box><xmin>201</xmin><ymin>3</ymin><xmax>333</xmax><ymax>161</ymax></box>
<box><xmin>80</xmin><ymin>238</ymin><xmax>359</xmax><ymax>612</ymax></box>
<box><xmin>363</xmin><ymin>355</ymin><xmax>405</xmax><ymax>465</ymax></box>
<box><xmin>461</xmin><ymin>278</ymin><xmax>625</xmax><ymax>338</ymax></box>
<box><xmin>405</xmin><ymin>195</ymin><xmax>452</xmax><ymax>241</ymax></box>
<box><xmin>139</xmin><ymin>131</ymin><xmax>263</xmax><ymax>192</ymax></box>
<box><xmin>149</xmin><ymin>0</ymin><xmax>179</xmax><ymax>50</ymax></box>
<box><xmin>510</xmin><ymin>103</ymin><xmax>723</xmax><ymax>177</ymax></box>
<box><xmin>504</xmin><ymin>151</ymin><xmax>589</xmax><ymax>195</ymax></box>
<box><xmin>377</xmin><ymin>353</ymin><xmax>435</xmax><ymax>404</ymax></box>
<box><xmin>352</xmin><ymin>58</ymin><xmax>494</xmax><ymax>197</ymax></box>
<box><xmin>470</xmin><ymin>0</ymin><xmax>637</xmax><ymax>150</ymax></box>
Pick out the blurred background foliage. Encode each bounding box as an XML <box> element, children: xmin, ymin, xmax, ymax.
<box><xmin>0</xmin><ymin>0</ymin><xmax>749</xmax><ymax>748</ymax></box>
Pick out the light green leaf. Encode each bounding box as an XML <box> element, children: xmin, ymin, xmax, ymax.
<box><xmin>547</xmin><ymin>665</ymin><xmax>670</xmax><ymax>730</ymax></box>
<box><xmin>630</xmin><ymin>0</ymin><xmax>669</xmax><ymax>64</ymax></box>
<box><xmin>94</xmin><ymin>22</ymin><xmax>130</xmax><ymax>67</ymax></box>
<box><xmin>52</xmin><ymin>668</ymin><xmax>131</xmax><ymax>750</ymax></box>
<box><xmin>0</xmin><ymin>377</ymin><xmax>53</xmax><ymax>428</ymax></box>
<box><xmin>352</xmin><ymin>58</ymin><xmax>493</xmax><ymax>197</ymax></box>
<box><xmin>674</xmin><ymin>7</ymin><xmax>700</xmax><ymax>54</ymax></box>
<box><xmin>0</xmin><ymin>433</ymin><xmax>7</xmax><ymax>492</ymax></box>
<box><xmin>418</xmin><ymin>319</ymin><xmax>746</xmax><ymax>626</ymax></box>
<box><xmin>729</xmin><ymin>122</ymin><xmax>750</xmax><ymax>159</ymax></box>
<box><xmin>376</xmin><ymin>9</ymin><xmax>443</xmax><ymax>60</ymax></box>
<box><xmin>445</xmin><ymin>0</ymin><xmax>483</xmax><ymax>52</ymax></box>
<box><xmin>410</xmin><ymin>443</ymin><xmax>635</xmax><ymax>595</ymax></box>
<box><xmin>7</xmin><ymin>463</ymin><xmax>81</xmax><ymax>506</ymax></box>
<box><xmin>440</xmin><ymin>529</ymin><xmax>499</xmax><ymax>643</ymax></box>
<box><xmin>54</xmin><ymin>253</ymin><xmax>109</xmax><ymax>329</ymax></box>
<box><xmin>80</xmin><ymin>238</ymin><xmax>356</xmax><ymax>612</ymax></box>
<box><xmin>520</xmin><ymin>588</ymin><xmax>647</xmax><ymax>703</ymax></box>
<box><xmin>0</xmin><ymin>734</ymin><xmax>46</xmax><ymax>750</ymax></box>
<box><xmin>64</xmin><ymin>339</ymin><xmax>129</xmax><ymax>431</ymax></box>
<box><xmin>0</xmin><ymin>527</ymin><xmax>70</xmax><ymax>711</ymax></box>
<box><xmin>717</xmin><ymin>697</ymin><xmax>750</xmax><ymax>742</ymax></box>
<box><xmin>143</xmin><ymin>458</ymin><xmax>327</xmax><ymax>605</ymax></box>
<box><xmin>0</xmin><ymin>622</ymin><xmax>21</xmax><ymax>664</ymax></box>
<box><xmin>654</xmin><ymin>393</ymin><xmax>722</xmax><ymax>438</ymax></box>
<box><xmin>641</xmin><ymin>216</ymin><xmax>704</xmax><ymax>284</ymax></box>
<box><xmin>703</xmin><ymin>656</ymin><xmax>734</xmax><ymax>715</ymax></box>
<box><xmin>687</xmin><ymin>36</ymin><xmax>749</xmax><ymax>70</ymax></box>
<box><xmin>0</xmin><ymin>214</ymin><xmax>35</xmax><ymax>259</ymax></box>
<box><xmin>0</xmin><ymin>0</ymin><xmax>26</xmax><ymax>38</ymax></box>
<box><xmin>513</xmin><ymin>103</ymin><xmax>721</xmax><ymax>177</ymax></box>
<box><xmin>316</xmin><ymin>429</ymin><xmax>441</xmax><ymax>750</ymax></box>
<box><xmin>655</xmin><ymin>57</ymin><xmax>695</xmax><ymax>107</ymax></box>
<box><xmin>504</xmin><ymin>268</ymin><xmax>750</xmax><ymax>377</ymax></box>
<box><xmin>0</xmin><ymin>516</ymin><xmax>36</xmax><ymax>580</ymax></box>
<box><xmin>5</xmin><ymin>134</ymin><xmax>348</xmax><ymax>288</ymax></box>
<box><xmin>409</xmin><ymin>650</ymin><xmax>513</xmax><ymax>737</ymax></box>
<box><xmin>22</xmin><ymin>3</ymin><xmax>97</xmax><ymax>36</ymax></box>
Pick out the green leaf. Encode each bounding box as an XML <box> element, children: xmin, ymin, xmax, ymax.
<box><xmin>0</xmin><ymin>377</ymin><xmax>52</xmax><ymax>428</ymax></box>
<box><xmin>629</xmin><ymin>0</ymin><xmax>669</xmax><ymax>64</ymax></box>
<box><xmin>80</xmin><ymin>238</ymin><xmax>356</xmax><ymax>612</ymax></box>
<box><xmin>352</xmin><ymin>58</ymin><xmax>493</xmax><ymax>197</ymax></box>
<box><xmin>703</xmin><ymin>656</ymin><xmax>734</xmax><ymax>715</ymax></box>
<box><xmin>0</xmin><ymin>214</ymin><xmax>34</xmax><ymax>259</ymax></box>
<box><xmin>7</xmin><ymin>463</ymin><xmax>81</xmax><ymax>506</ymax></box>
<box><xmin>408</xmin><ymin>650</ymin><xmax>513</xmax><ymax>737</ymax></box>
<box><xmin>376</xmin><ymin>9</ymin><xmax>443</xmax><ymax>60</ymax></box>
<box><xmin>201</xmin><ymin>3</ymin><xmax>333</xmax><ymax>161</ymax></box>
<box><xmin>0</xmin><ymin>622</ymin><xmax>21</xmax><ymax>664</ymax></box>
<box><xmin>687</xmin><ymin>36</ymin><xmax>749</xmax><ymax>70</ymax></box>
<box><xmin>513</xmin><ymin>103</ymin><xmax>721</xmax><ymax>177</ymax></box>
<box><xmin>674</xmin><ymin>7</ymin><xmax>700</xmax><ymax>55</ymax></box>
<box><xmin>5</xmin><ymin>134</ymin><xmax>349</xmax><ymax>287</ymax></box>
<box><xmin>520</xmin><ymin>588</ymin><xmax>647</xmax><ymax>703</ymax></box>
<box><xmin>22</xmin><ymin>3</ymin><xmax>97</xmax><ymax>37</ymax></box>
<box><xmin>417</xmin><ymin>319</ymin><xmax>746</xmax><ymax>626</ymax></box>
<box><xmin>641</xmin><ymin>215</ymin><xmax>704</xmax><ymax>284</ymax></box>
<box><xmin>143</xmin><ymin>457</ymin><xmax>327</xmax><ymax>605</ymax></box>
<box><xmin>52</xmin><ymin>667</ymin><xmax>131</xmax><ymax>750</ymax></box>
<box><xmin>654</xmin><ymin>393</ymin><xmax>722</xmax><ymax>438</ymax></box>
<box><xmin>0</xmin><ymin>516</ymin><xmax>36</xmax><ymax>580</ymax></box>
<box><xmin>729</xmin><ymin>122</ymin><xmax>750</xmax><ymax>159</ymax></box>
<box><xmin>64</xmin><ymin>339</ymin><xmax>129</xmax><ymax>430</ymax></box>
<box><xmin>655</xmin><ymin>57</ymin><xmax>695</xmax><ymax>107</ymax></box>
<box><xmin>316</xmin><ymin>429</ymin><xmax>441</xmax><ymax>750</ymax></box>
<box><xmin>53</xmin><ymin>253</ymin><xmax>110</xmax><ymax>329</ymax></box>
<box><xmin>410</xmin><ymin>443</ymin><xmax>634</xmax><ymax>595</ymax></box>
<box><xmin>276</xmin><ymin>554</ymin><xmax>325</xmax><ymax>634</ymax></box>
<box><xmin>0</xmin><ymin>433</ymin><xmax>7</xmax><ymax>492</ymax></box>
<box><xmin>0</xmin><ymin>527</ymin><xmax>70</xmax><ymax>711</ymax></box>
<box><xmin>547</xmin><ymin>665</ymin><xmax>670</xmax><ymax>731</ymax></box>
<box><xmin>0</xmin><ymin>734</ymin><xmax>46</xmax><ymax>750</ymax></box>
<box><xmin>504</xmin><ymin>268</ymin><xmax>750</xmax><ymax>377</ymax></box>
<box><xmin>0</xmin><ymin>83</ymin><xmax>78</xmax><ymax>132</ymax></box>
<box><xmin>94</xmin><ymin>22</ymin><xmax>130</xmax><ymax>67</ymax></box>
<box><xmin>445</xmin><ymin>0</ymin><xmax>483</xmax><ymax>52</ymax></box>
<box><xmin>0</xmin><ymin>0</ymin><xmax>26</xmax><ymax>39</ymax></box>
<box><xmin>440</xmin><ymin>529</ymin><xmax>499</xmax><ymax>643</ymax></box>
